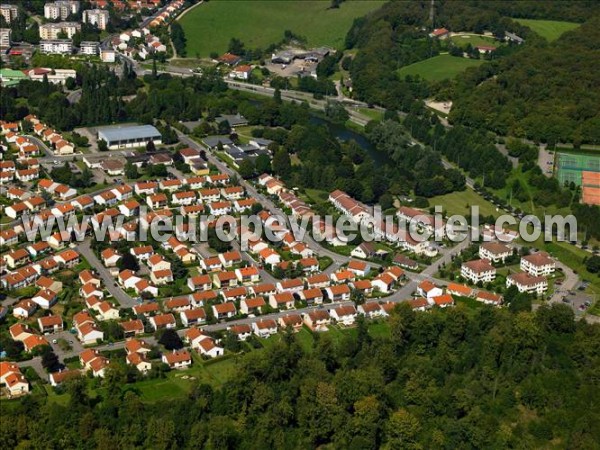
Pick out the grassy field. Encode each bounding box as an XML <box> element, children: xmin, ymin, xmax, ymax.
<box><xmin>450</xmin><ymin>34</ymin><xmax>502</xmax><ymax>49</ymax></box>
<box><xmin>515</xmin><ymin>19</ymin><xmax>580</xmax><ymax>41</ymax></box>
<box><xmin>356</xmin><ymin>107</ymin><xmax>384</xmax><ymax>122</ymax></box>
<box><xmin>428</xmin><ymin>188</ymin><xmax>501</xmax><ymax>218</ymax></box>
<box><xmin>179</xmin><ymin>0</ymin><xmax>385</xmax><ymax>57</ymax></box>
<box><xmin>398</xmin><ymin>54</ymin><xmax>485</xmax><ymax>82</ymax></box>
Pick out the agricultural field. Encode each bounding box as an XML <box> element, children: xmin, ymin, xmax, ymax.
<box><xmin>515</xmin><ymin>19</ymin><xmax>580</xmax><ymax>41</ymax></box>
<box><xmin>397</xmin><ymin>54</ymin><xmax>485</xmax><ymax>82</ymax></box>
<box><xmin>179</xmin><ymin>0</ymin><xmax>385</xmax><ymax>57</ymax></box>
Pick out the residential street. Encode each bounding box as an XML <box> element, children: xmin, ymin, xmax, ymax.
<box><xmin>76</xmin><ymin>239</ymin><xmax>138</xmax><ymax>308</ymax></box>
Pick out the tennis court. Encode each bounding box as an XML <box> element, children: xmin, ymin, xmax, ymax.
<box><xmin>556</xmin><ymin>152</ymin><xmax>600</xmax><ymax>186</ymax></box>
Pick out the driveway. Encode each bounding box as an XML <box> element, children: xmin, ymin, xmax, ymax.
<box><xmin>17</xmin><ymin>357</ymin><xmax>46</xmax><ymax>379</ymax></box>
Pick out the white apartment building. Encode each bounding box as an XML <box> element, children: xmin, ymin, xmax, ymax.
<box><xmin>0</xmin><ymin>4</ymin><xmax>18</xmax><ymax>24</ymax></box>
<box><xmin>44</xmin><ymin>1</ymin><xmax>80</xmax><ymax>20</ymax></box>
<box><xmin>39</xmin><ymin>39</ymin><xmax>73</xmax><ymax>54</ymax></box>
<box><xmin>80</xmin><ymin>41</ymin><xmax>99</xmax><ymax>55</ymax></box>
<box><xmin>39</xmin><ymin>22</ymin><xmax>81</xmax><ymax>40</ymax></box>
<box><xmin>520</xmin><ymin>252</ymin><xmax>556</xmax><ymax>277</ymax></box>
<box><xmin>0</xmin><ymin>29</ymin><xmax>11</xmax><ymax>48</ymax></box>
<box><xmin>507</xmin><ymin>272</ymin><xmax>548</xmax><ymax>295</ymax></box>
<box><xmin>83</xmin><ymin>9</ymin><xmax>109</xmax><ymax>30</ymax></box>
<box><xmin>100</xmin><ymin>48</ymin><xmax>115</xmax><ymax>62</ymax></box>
<box><xmin>479</xmin><ymin>242</ymin><xmax>512</xmax><ymax>264</ymax></box>
<box><xmin>461</xmin><ymin>259</ymin><xmax>497</xmax><ymax>284</ymax></box>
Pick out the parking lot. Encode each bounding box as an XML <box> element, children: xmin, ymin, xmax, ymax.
<box><xmin>47</xmin><ymin>330</ymin><xmax>85</xmax><ymax>359</ymax></box>
<box><xmin>561</xmin><ymin>291</ymin><xmax>595</xmax><ymax>315</ymax></box>
<box><xmin>538</xmin><ymin>145</ymin><xmax>555</xmax><ymax>177</ymax></box>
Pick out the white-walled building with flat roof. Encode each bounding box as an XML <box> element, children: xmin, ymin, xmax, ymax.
<box><xmin>97</xmin><ymin>125</ymin><xmax>162</xmax><ymax>150</ymax></box>
<box><xmin>44</xmin><ymin>1</ymin><xmax>80</xmax><ymax>20</ymax></box>
<box><xmin>80</xmin><ymin>41</ymin><xmax>99</xmax><ymax>55</ymax></box>
<box><xmin>83</xmin><ymin>9</ymin><xmax>109</xmax><ymax>30</ymax></box>
<box><xmin>40</xmin><ymin>40</ymin><xmax>73</xmax><ymax>55</ymax></box>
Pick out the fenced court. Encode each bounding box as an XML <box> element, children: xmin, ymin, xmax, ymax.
<box><xmin>556</xmin><ymin>152</ymin><xmax>600</xmax><ymax>186</ymax></box>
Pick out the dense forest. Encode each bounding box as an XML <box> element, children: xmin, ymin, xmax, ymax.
<box><xmin>346</xmin><ymin>0</ymin><xmax>600</xmax><ymax>145</ymax></box>
<box><xmin>473</xmin><ymin>0</ymin><xmax>600</xmax><ymax>23</ymax></box>
<box><xmin>450</xmin><ymin>16</ymin><xmax>600</xmax><ymax>145</ymax></box>
<box><xmin>2</xmin><ymin>304</ymin><xmax>599</xmax><ymax>449</ymax></box>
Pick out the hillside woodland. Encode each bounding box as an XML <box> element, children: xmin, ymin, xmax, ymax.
<box><xmin>2</xmin><ymin>304</ymin><xmax>599</xmax><ymax>449</ymax></box>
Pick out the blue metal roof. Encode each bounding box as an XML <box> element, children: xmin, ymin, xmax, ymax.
<box><xmin>97</xmin><ymin>125</ymin><xmax>161</xmax><ymax>142</ymax></box>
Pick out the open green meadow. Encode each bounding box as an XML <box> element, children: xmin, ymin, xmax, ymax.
<box><xmin>179</xmin><ymin>0</ymin><xmax>385</xmax><ymax>57</ymax></box>
<box><xmin>515</xmin><ymin>19</ymin><xmax>580</xmax><ymax>41</ymax></box>
<box><xmin>398</xmin><ymin>54</ymin><xmax>485</xmax><ymax>82</ymax></box>
<box><xmin>428</xmin><ymin>188</ymin><xmax>500</xmax><ymax>218</ymax></box>
<box><xmin>449</xmin><ymin>34</ymin><xmax>502</xmax><ymax>49</ymax></box>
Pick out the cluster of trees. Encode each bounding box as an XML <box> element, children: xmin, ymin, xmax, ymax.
<box><xmin>170</xmin><ymin>22</ymin><xmax>187</xmax><ymax>57</ymax></box>
<box><xmin>2</xmin><ymin>304</ymin><xmax>599</xmax><ymax>448</ymax></box>
<box><xmin>506</xmin><ymin>138</ymin><xmax>539</xmax><ymax>168</ymax></box>
<box><xmin>400</xmin><ymin>105</ymin><xmax>512</xmax><ymax>189</ymax></box>
<box><xmin>0</xmin><ymin>62</ymin><xmax>140</xmax><ymax>131</ymax></box>
<box><xmin>584</xmin><ymin>255</ymin><xmax>600</xmax><ymax>274</ymax></box>
<box><xmin>127</xmin><ymin>69</ymin><xmax>228</xmax><ymax>124</ymax></box>
<box><xmin>1</xmin><ymin>77</ymin><xmax>65</xmax><ymax>126</ymax></box>
<box><xmin>471</xmin><ymin>0</ymin><xmax>600</xmax><ymax>23</ymax></box>
<box><xmin>527</xmin><ymin>167</ymin><xmax>575</xmax><ymax>208</ymax></box>
<box><xmin>296</xmin><ymin>76</ymin><xmax>337</xmax><ymax>98</ymax></box>
<box><xmin>572</xmin><ymin>203</ymin><xmax>600</xmax><ymax>241</ymax></box>
<box><xmin>72</xmin><ymin>23</ymin><xmax>102</xmax><ymax>48</ymax></box>
<box><xmin>366</xmin><ymin>119</ymin><xmax>466</xmax><ymax>197</ymax></box>
<box><xmin>268</xmin><ymin>122</ymin><xmax>389</xmax><ymax>205</ymax></box>
<box><xmin>49</xmin><ymin>162</ymin><xmax>94</xmax><ymax>189</ymax></box>
<box><xmin>316</xmin><ymin>53</ymin><xmax>341</xmax><ymax>79</ymax></box>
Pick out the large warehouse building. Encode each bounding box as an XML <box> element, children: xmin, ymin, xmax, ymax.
<box><xmin>97</xmin><ymin>124</ymin><xmax>162</xmax><ymax>150</ymax></box>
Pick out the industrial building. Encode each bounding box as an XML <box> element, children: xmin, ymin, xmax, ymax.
<box><xmin>97</xmin><ymin>125</ymin><xmax>162</xmax><ymax>150</ymax></box>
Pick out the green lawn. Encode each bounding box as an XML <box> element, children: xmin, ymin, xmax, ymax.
<box><xmin>367</xmin><ymin>321</ymin><xmax>390</xmax><ymax>338</ymax></box>
<box><xmin>454</xmin><ymin>295</ymin><xmax>485</xmax><ymax>309</ymax></box>
<box><xmin>295</xmin><ymin>327</ymin><xmax>316</xmax><ymax>352</ymax></box>
<box><xmin>398</xmin><ymin>54</ymin><xmax>485</xmax><ymax>82</ymax></box>
<box><xmin>489</xmin><ymin>165</ymin><xmax>572</xmax><ymax>219</ymax></box>
<box><xmin>127</xmin><ymin>356</ymin><xmax>239</xmax><ymax>402</ymax></box>
<box><xmin>179</xmin><ymin>0</ymin><xmax>385</xmax><ymax>57</ymax></box>
<box><xmin>356</xmin><ymin>107</ymin><xmax>384</xmax><ymax>122</ymax></box>
<box><xmin>428</xmin><ymin>188</ymin><xmax>500</xmax><ymax>218</ymax></box>
<box><xmin>449</xmin><ymin>34</ymin><xmax>502</xmax><ymax>49</ymax></box>
<box><xmin>302</xmin><ymin>188</ymin><xmax>329</xmax><ymax>205</ymax></box>
<box><xmin>515</xmin><ymin>19</ymin><xmax>580</xmax><ymax>41</ymax></box>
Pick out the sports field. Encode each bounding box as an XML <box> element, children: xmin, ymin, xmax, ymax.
<box><xmin>179</xmin><ymin>0</ymin><xmax>385</xmax><ymax>57</ymax></box>
<box><xmin>515</xmin><ymin>19</ymin><xmax>580</xmax><ymax>41</ymax></box>
<box><xmin>398</xmin><ymin>54</ymin><xmax>484</xmax><ymax>82</ymax></box>
<box><xmin>556</xmin><ymin>151</ymin><xmax>600</xmax><ymax>187</ymax></box>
